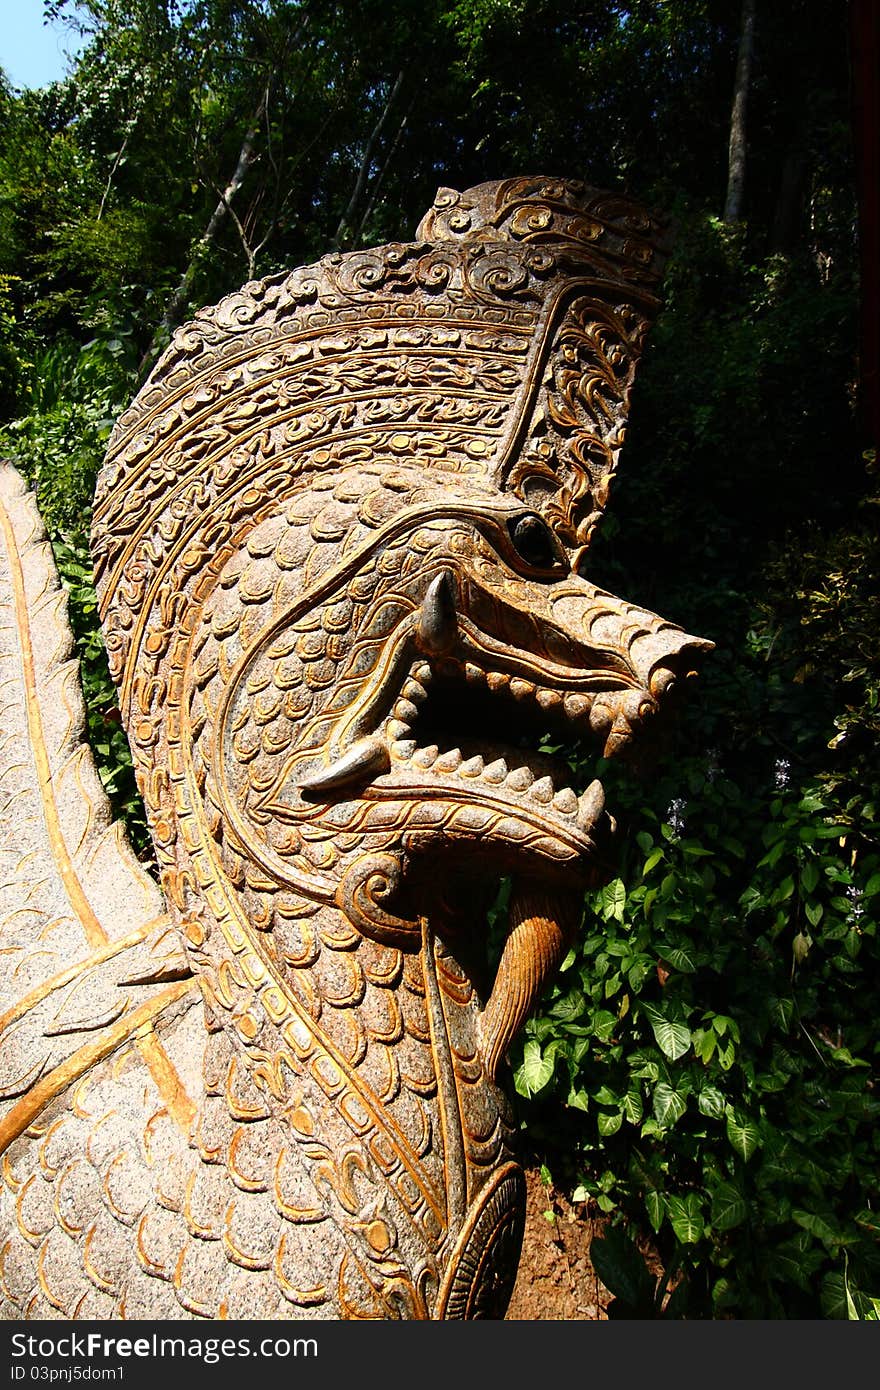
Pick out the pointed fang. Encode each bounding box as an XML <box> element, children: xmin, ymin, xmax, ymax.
<box><xmin>299</xmin><ymin>736</ymin><xmax>390</xmax><ymax>798</ymax></box>
<box><xmin>577</xmin><ymin>779</ymin><xmax>605</xmax><ymax>832</ymax></box>
<box><xmin>417</xmin><ymin>570</ymin><xmax>457</xmax><ymax>655</ymax></box>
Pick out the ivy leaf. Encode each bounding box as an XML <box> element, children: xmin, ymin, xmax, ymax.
<box><xmin>697</xmin><ymin>1086</ymin><xmax>726</xmax><ymax>1120</ymax></box>
<box><xmin>645</xmin><ymin>1189</ymin><xmax>665</xmax><ymax>1232</ymax></box>
<box><xmin>666</xmin><ymin>1193</ymin><xmax>704</xmax><ymax>1243</ymax></box>
<box><xmin>590</xmin><ymin>1229</ymin><xmax>655</xmax><ymax>1311</ymax></box>
<box><xmin>725</xmin><ymin>1112</ymin><xmax>761</xmax><ymax>1161</ymax></box>
<box><xmin>711</xmin><ymin>1181</ymin><xmax>748</xmax><ymax>1231</ymax></box>
<box><xmin>820</xmin><ymin>1272</ymin><xmax>850</xmax><ymax>1319</ymax></box>
<box><xmin>598</xmin><ymin>1111</ymin><xmax>623</xmax><ymax>1136</ymax></box>
<box><xmin>600</xmin><ymin>878</ymin><xmax>627</xmax><ymax>922</ymax></box>
<box><xmin>592</xmin><ymin>1010</ymin><xmax>618</xmax><ymax>1042</ymax></box>
<box><xmin>593</xmin><ymin>1085</ymin><xmax>619</xmax><ymax>1105</ymax></box>
<box><xmin>805</xmin><ymin>900</ymin><xmax>823</xmax><ymax>927</ymax></box>
<box><xmin>771</xmin><ymin>995</ymin><xmax>794</xmax><ymax>1030</ymax></box>
<box><xmin>800</xmin><ymin>861</ymin><xmax>820</xmax><ymax>893</ymax></box>
<box><xmin>793</xmin><ymin>1209</ymin><xmax>844</xmax><ymax>1249</ymax></box>
<box><xmin>641</xmin><ymin>1003</ymin><xmax>692</xmax><ymax>1060</ymax></box>
<box><xmin>653</xmin><ymin>1082</ymin><xmax>688</xmax><ymax>1127</ymax></box>
<box><xmin>716</xmin><ymin>1037</ymin><xmax>736</xmax><ymax>1071</ymax></box>
<box><xmin>517</xmin><ymin>1041</ymin><xmax>553</xmax><ymax>1096</ymax></box>
<box><xmin>550</xmin><ymin>992</ymin><xmax>585</xmax><ymax>1022</ymax></box>
<box><xmin>773</xmin><ymin>1237</ymin><xmax>825</xmax><ymax>1292</ymax></box>
<box><xmin>663</xmin><ymin>946</ymin><xmax>697</xmax><ymax>973</ymax></box>
<box><xmin>623</xmin><ymin>1090</ymin><xmax>644</xmax><ymax>1124</ymax></box>
<box><xmin>643</xmin><ymin>848</ymin><xmax>664</xmax><ymax>875</ymax></box>
<box><xmin>792</xmin><ymin>931</ymin><xmax>812</xmax><ymax>965</ymax></box>
<box><xmin>711</xmin><ymin>1012</ymin><xmax>739</xmax><ymax>1039</ymax></box>
<box><xmin>627</xmin><ymin>961</ymin><xmax>649</xmax><ymax>990</ymax></box>
<box><xmin>771</xmin><ymin>874</ymin><xmax>795</xmax><ymax>904</ymax></box>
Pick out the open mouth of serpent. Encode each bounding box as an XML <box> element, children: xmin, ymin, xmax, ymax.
<box><xmin>371</xmin><ymin>654</ymin><xmax>611</xmax><ymax>857</ymax></box>
<box><xmin>284</xmin><ymin>570</ymin><xmax>653</xmax><ymax>863</ymax></box>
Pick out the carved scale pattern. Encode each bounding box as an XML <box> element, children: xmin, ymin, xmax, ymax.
<box><xmin>1</xmin><ymin>178</ymin><xmax>709</xmax><ymax>1318</ymax></box>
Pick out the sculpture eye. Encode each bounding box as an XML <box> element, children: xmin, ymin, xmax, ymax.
<box><xmin>507</xmin><ymin>513</ymin><xmax>561</xmax><ymax>572</ymax></box>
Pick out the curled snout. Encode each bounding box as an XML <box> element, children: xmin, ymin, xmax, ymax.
<box><xmin>648</xmin><ymin>632</ymin><xmax>715</xmax><ymax>700</ymax></box>
<box><xmin>589</xmin><ymin>640</ymin><xmax>714</xmax><ymax>760</ymax></box>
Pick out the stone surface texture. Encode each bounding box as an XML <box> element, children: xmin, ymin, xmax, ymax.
<box><xmin>0</xmin><ymin>177</ymin><xmax>710</xmax><ymax>1319</ymax></box>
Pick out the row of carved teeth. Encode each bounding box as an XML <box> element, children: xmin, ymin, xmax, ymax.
<box><xmin>465</xmin><ymin>664</ymin><xmax>593</xmax><ymax>722</ymax></box>
<box><xmin>383</xmin><ymin>659</ymin><xmax>605</xmax><ymax>830</ymax></box>
<box><xmin>388</xmin><ymin>659</ymin><xmax>595</xmax><ymax>729</ymax></box>
<box><xmin>393</xmin><ymin>739</ymin><xmax>582</xmax><ymax>814</ymax></box>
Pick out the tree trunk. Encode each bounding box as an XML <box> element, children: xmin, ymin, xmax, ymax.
<box><xmin>354</xmin><ymin>85</ymin><xmax>422</xmax><ymax>246</ymax></box>
<box><xmin>723</xmin><ymin>0</ymin><xmax>757</xmax><ymax>224</ymax></box>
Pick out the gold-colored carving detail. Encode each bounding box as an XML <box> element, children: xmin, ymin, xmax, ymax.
<box><xmin>0</xmin><ymin>980</ymin><xmax>197</xmax><ymax>1156</ymax></box>
<box><xmin>1</xmin><ymin>177</ymin><xmax>712</xmax><ymax>1319</ymax></box>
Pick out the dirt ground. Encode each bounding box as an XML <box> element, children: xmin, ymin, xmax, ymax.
<box><xmin>505</xmin><ymin>1166</ymin><xmax>613</xmax><ymax>1320</ymax></box>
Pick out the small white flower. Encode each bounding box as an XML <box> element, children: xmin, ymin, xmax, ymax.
<box><xmin>666</xmin><ymin>798</ymin><xmax>686</xmax><ymax>837</ymax></box>
<box><xmin>773</xmin><ymin>758</ymin><xmax>791</xmax><ymax>790</ymax></box>
<box><xmin>846</xmin><ymin>885</ymin><xmax>864</xmax><ymax>923</ymax></box>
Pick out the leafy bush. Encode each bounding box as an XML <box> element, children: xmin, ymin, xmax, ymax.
<box><xmin>512</xmin><ymin>754</ymin><xmax>880</xmax><ymax>1317</ymax></box>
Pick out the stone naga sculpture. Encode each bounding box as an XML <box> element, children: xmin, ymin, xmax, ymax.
<box><xmin>0</xmin><ymin>177</ymin><xmax>711</xmax><ymax>1319</ymax></box>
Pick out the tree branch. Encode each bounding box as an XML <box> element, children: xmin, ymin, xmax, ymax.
<box><xmin>353</xmin><ymin>90</ymin><xmax>417</xmax><ymax>246</ymax></box>
<box><xmin>333</xmin><ymin>69</ymin><xmax>404</xmax><ymax>250</ymax></box>
<box><xmin>141</xmin><ymin>87</ymin><xmax>268</xmax><ymax>371</ymax></box>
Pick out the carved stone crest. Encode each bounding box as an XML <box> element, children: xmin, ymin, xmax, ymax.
<box><xmin>0</xmin><ymin>177</ymin><xmax>710</xmax><ymax>1318</ymax></box>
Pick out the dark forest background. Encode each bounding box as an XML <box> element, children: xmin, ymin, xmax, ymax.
<box><xmin>1</xmin><ymin>0</ymin><xmax>878</xmax><ymax>1318</ymax></box>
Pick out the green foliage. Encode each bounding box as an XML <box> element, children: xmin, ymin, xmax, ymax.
<box><xmin>513</xmin><ymin>758</ymin><xmax>880</xmax><ymax>1317</ymax></box>
<box><xmin>1</xmin><ymin>333</ymin><xmax>135</xmax><ymax>517</ymax></box>
<box><xmin>494</xmin><ymin>20</ymin><xmax>874</xmax><ymax>1309</ymax></box>
<box><xmin>51</xmin><ymin>529</ymin><xmax>150</xmax><ymax>849</ymax></box>
<box><xmin>0</xmin><ymin>274</ymin><xmax>31</xmax><ymax>418</ymax></box>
